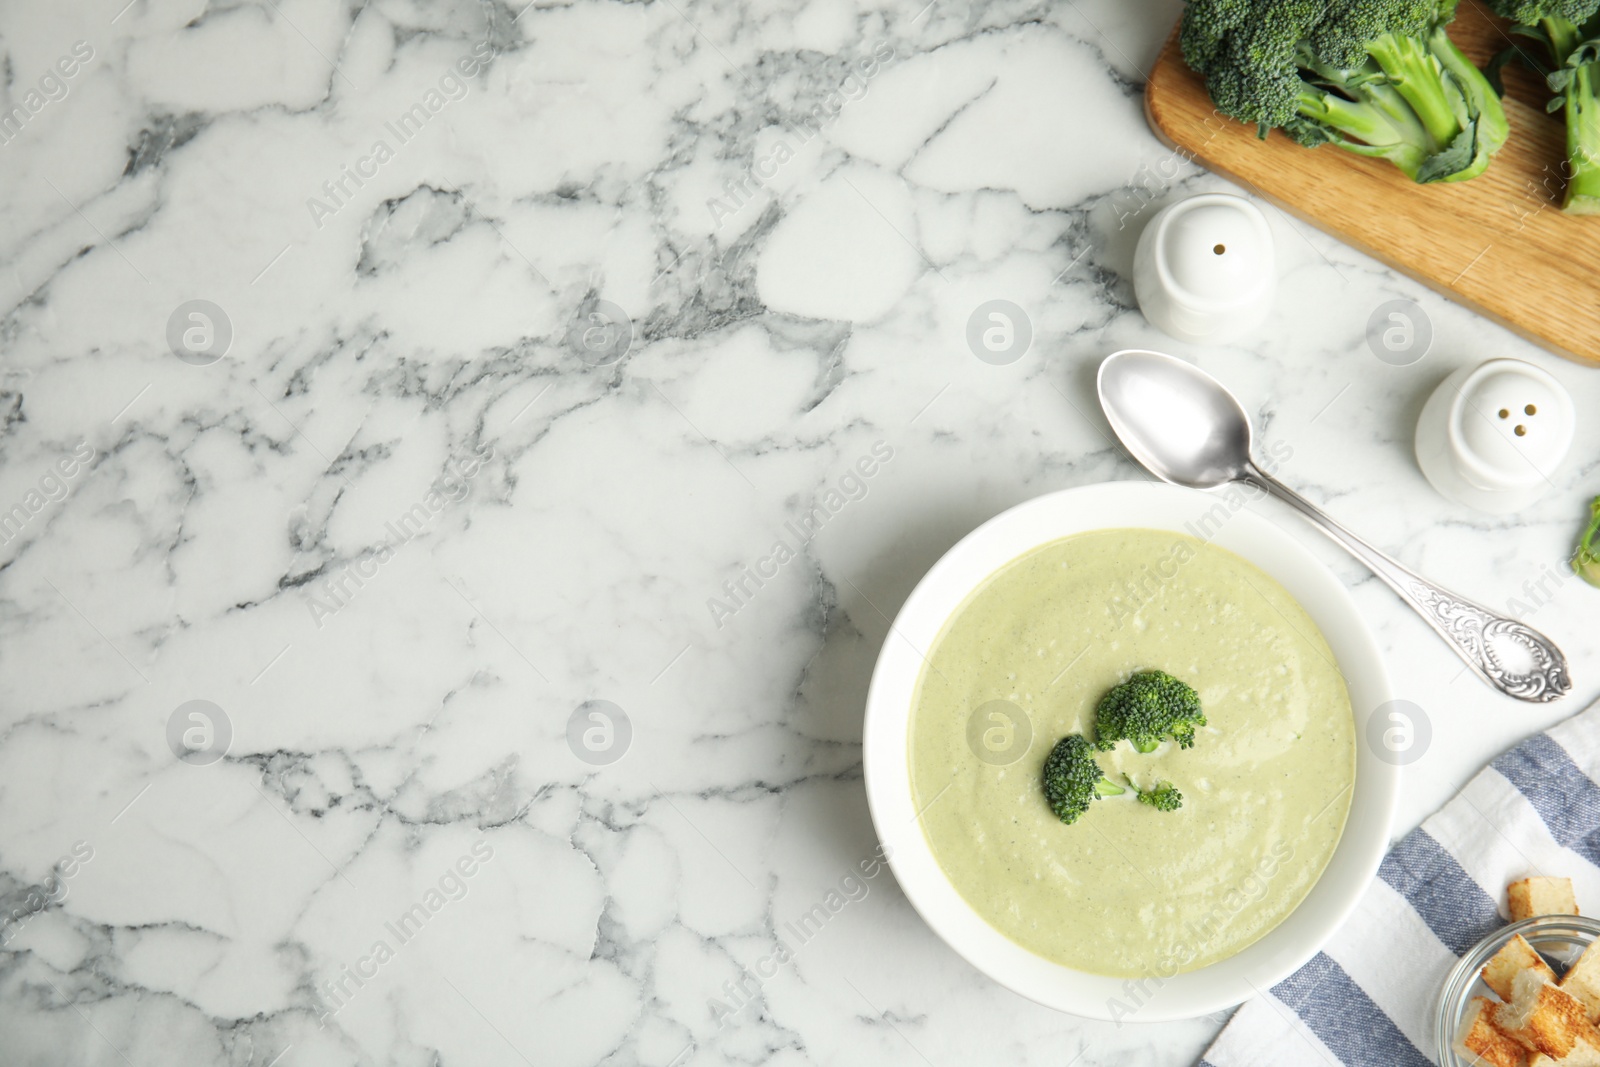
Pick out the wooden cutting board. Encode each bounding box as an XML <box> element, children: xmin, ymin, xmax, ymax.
<box><xmin>1144</xmin><ymin>1</ymin><xmax>1600</xmax><ymax>367</ymax></box>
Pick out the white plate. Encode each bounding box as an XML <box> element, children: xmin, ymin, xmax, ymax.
<box><xmin>862</xmin><ymin>480</ymin><xmax>1398</xmax><ymax>1020</ymax></box>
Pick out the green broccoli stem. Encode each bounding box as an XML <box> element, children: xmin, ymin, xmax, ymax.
<box><xmin>1566</xmin><ymin>64</ymin><xmax>1600</xmax><ymax>211</ymax></box>
<box><xmin>1297</xmin><ymin>49</ymin><xmax>1433</xmax><ymax>135</ymax></box>
<box><xmin>1545</xmin><ymin>16</ymin><xmax>1584</xmax><ymax>62</ymax></box>
<box><xmin>1095</xmin><ymin>778</ymin><xmax>1125</xmax><ymax>797</ymax></box>
<box><xmin>1547</xmin><ymin>17</ymin><xmax>1600</xmax><ymax>214</ymax></box>
<box><xmin>1575</xmin><ymin>496</ymin><xmax>1600</xmax><ymax>587</ymax></box>
<box><xmin>1294</xmin><ymin>26</ymin><xmax>1506</xmax><ymax>184</ymax></box>
<box><xmin>1365</xmin><ymin>31</ymin><xmax>1466</xmax><ymax>152</ymax></box>
<box><xmin>1296</xmin><ymin>82</ymin><xmax>1432</xmax><ymax>176</ymax></box>
<box><xmin>1430</xmin><ymin>26</ymin><xmax>1509</xmax><ymax>155</ymax></box>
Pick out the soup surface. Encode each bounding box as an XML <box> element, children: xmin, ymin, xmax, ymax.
<box><xmin>908</xmin><ymin>528</ymin><xmax>1356</xmax><ymax>976</ymax></box>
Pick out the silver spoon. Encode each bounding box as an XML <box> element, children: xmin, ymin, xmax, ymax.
<box><xmin>1097</xmin><ymin>348</ymin><xmax>1571</xmax><ymax>703</ymax></box>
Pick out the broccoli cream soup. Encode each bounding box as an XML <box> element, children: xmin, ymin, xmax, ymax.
<box><xmin>909</xmin><ymin>528</ymin><xmax>1356</xmax><ymax>977</ymax></box>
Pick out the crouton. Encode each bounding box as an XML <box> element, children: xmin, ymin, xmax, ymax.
<box><xmin>1454</xmin><ymin>997</ymin><xmax>1528</xmax><ymax>1067</ymax></box>
<box><xmin>1509</xmin><ymin>878</ymin><xmax>1580</xmax><ymax>922</ymax></box>
<box><xmin>1550</xmin><ymin>1046</ymin><xmax>1600</xmax><ymax>1066</ymax></box>
<box><xmin>1496</xmin><ymin>969</ymin><xmax>1600</xmax><ymax>1064</ymax></box>
<box><xmin>1483</xmin><ymin>935</ymin><xmax>1559</xmax><ymax>1001</ymax></box>
<box><xmin>1564</xmin><ymin>940</ymin><xmax>1600</xmax><ymax>1023</ymax></box>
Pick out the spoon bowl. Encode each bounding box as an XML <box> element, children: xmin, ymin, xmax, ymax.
<box><xmin>1097</xmin><ymin>350</ymin><xmax>1253</xmax><ymax>489</ymax></box>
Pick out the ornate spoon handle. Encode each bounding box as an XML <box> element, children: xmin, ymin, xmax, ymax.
<box><xmin>1242</xmin><ymin>464</ymin><xmax>1572</xmax><ymax>703</ymax></box>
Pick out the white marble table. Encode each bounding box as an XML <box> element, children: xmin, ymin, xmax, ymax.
<box><xmin>1</xmin><ymin>1</ymin><xmax>1596</xmax><ymax>1064</ymax></box>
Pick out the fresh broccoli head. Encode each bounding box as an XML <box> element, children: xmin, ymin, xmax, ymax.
<box><xmin>1181</xmin><ymin>0</ymin><xmax>1510</xmax><ymax>183</ymax></box>
<box><xmin>1575</xmin><ymin>496</ymin><xmax>1600</xmax><ymax>586</ymax></box>
<box><xmin>1487</xmin><ymin>0</ymin><xmax>1600</xmax><ymax>212</ymax></box>
<box><xmin>1041</xmin><ymin>735</ymin><xmax>1126</xmax><ymax>824</ymax></box>
<box><xmin>1132</xmin><ymin>778</ymin><xmax>1185</xmax><ymax>812</ymax></box>
<box><xmin>1094</xmin><ymin>670</ymin><xmax>1206</xmax><ymax>753</ymax></box>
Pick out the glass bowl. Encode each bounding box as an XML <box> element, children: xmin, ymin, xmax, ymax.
<box><xmin>1435</xmin><ymin>914</ymin><xmax>1600</xmax><ymax>1065</ymax></box>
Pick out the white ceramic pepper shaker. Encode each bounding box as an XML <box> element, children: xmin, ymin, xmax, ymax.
<box><xmin>1132</xmin><ymin>192</ymin><xmax>1276</xmax><ymax>345</ymax></box>
<box><xmin>1415</xmin><ymin>358</ymin><xmax>1574</xmax><ymax>514</ymax></box>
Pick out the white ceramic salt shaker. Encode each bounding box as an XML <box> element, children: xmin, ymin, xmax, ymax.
<box><xmin>1415</xmin><ymin>358</ymin><xmax>1574</xmax><ymax>514</ymax></box>
<box><xmin>1132</xmin><ymin>192</ymin><xmax>1276</xmax><ymax>345</ymax></box>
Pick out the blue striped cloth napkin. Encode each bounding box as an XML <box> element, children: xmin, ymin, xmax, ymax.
<box><xmin>1200</xmin><ymin>698</ymin><xmax>1600</xmax><ymax>1067</ymax></box>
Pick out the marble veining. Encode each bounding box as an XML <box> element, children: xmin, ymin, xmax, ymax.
<box><xmin>0</xmin><ymin>1</ymin><xmax>1596</xmax><ymax>1065</ymax></box>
